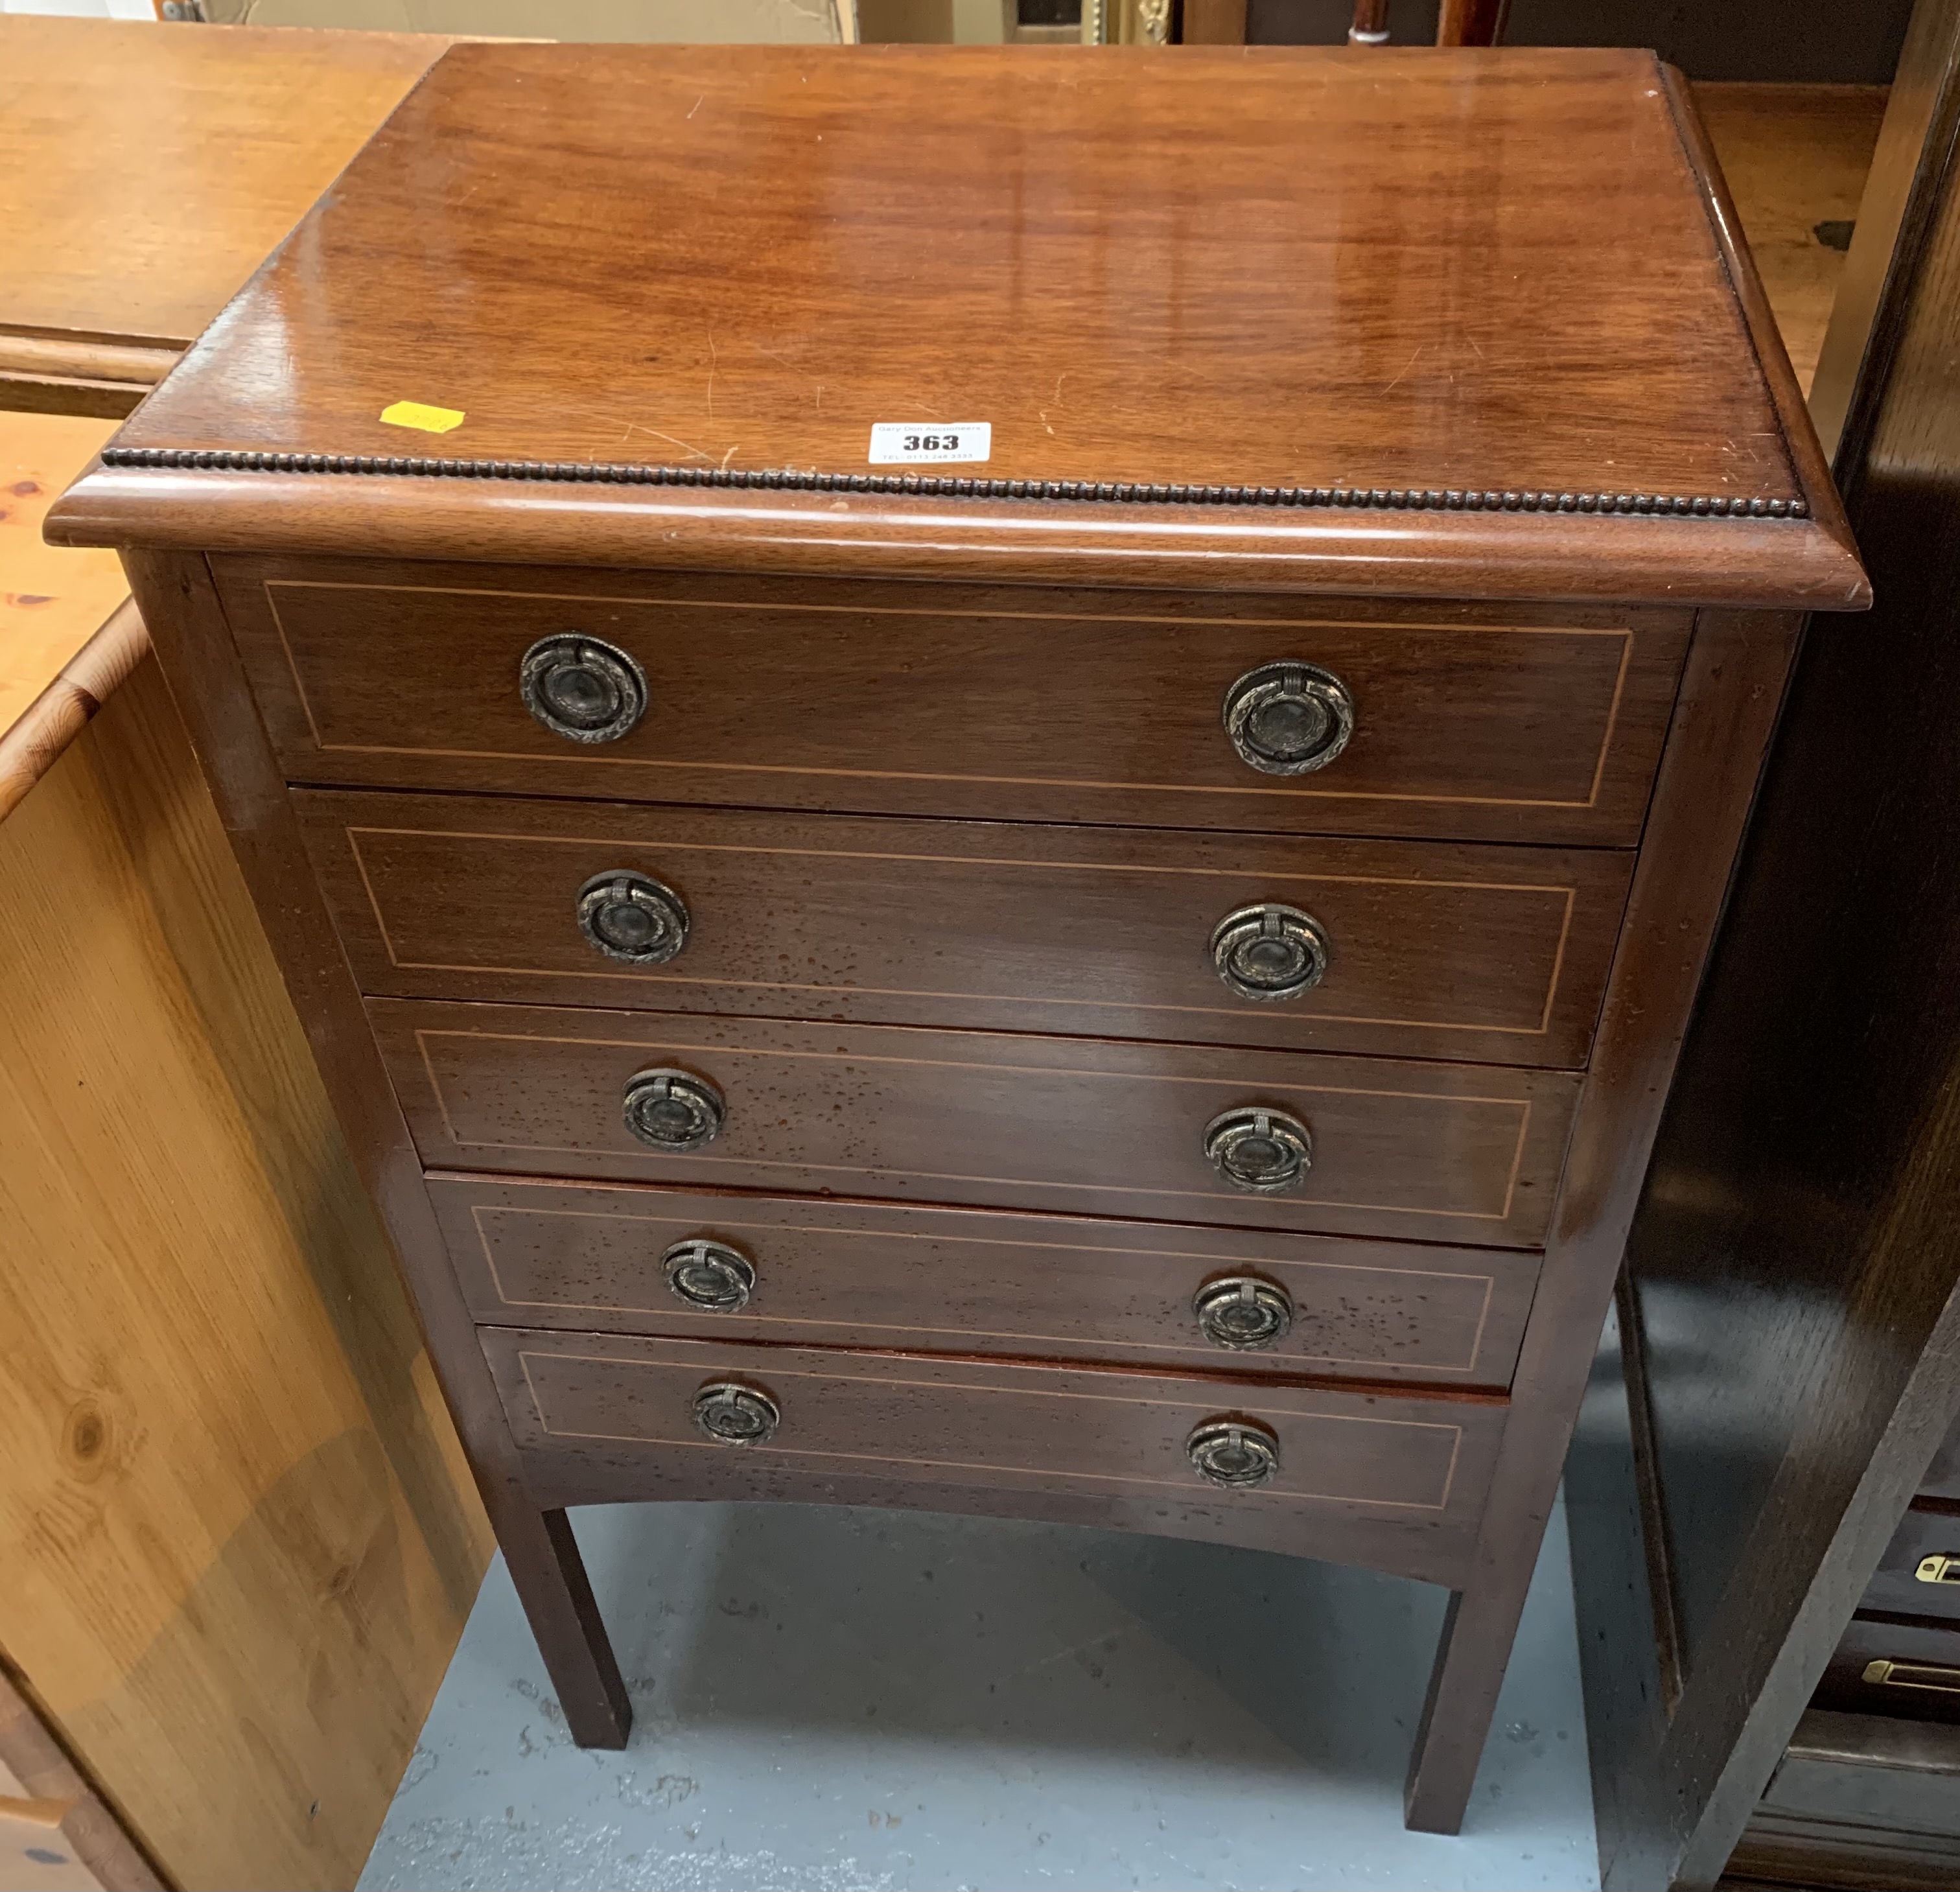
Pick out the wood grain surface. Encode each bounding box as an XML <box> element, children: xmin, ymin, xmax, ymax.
<box><xmin>432</xmin><ymin>1175</ymin><xmax>1541</xmax><ymax>1386</ymax></box>
<box><xmin>0</xmin><ymin>15</ymin><xmax>445</xmax><ymax>349</ymax></box>
<box><xmin>1</xmin><ymin>414</ymin><xmax>128</xmax><ymax>756</ymax></box>
<box><xmin>47</xmin><ymin>47</ymin><xmax>1867</xmax><ymax>609</ymax></box>
<box><xmin>483</xmin><ymin>1327</ymin><xmax>1506</xmax><ymax>1554</ymax></box>
<box><xmin>0</xmin><ymin>656</ymin><xmax>491</xmax><ymax>1892</ymax></box>
<box><xmin>373</xmin><ymin>999</ymin><xmax>1578</xmax><ymax>1246</ymax></box>
<box><xmin>301</xmin><ymin>789</ymin><xmax>1631</xmax><ymax>1066</ymax></box>
<box><xmin>224</xmin><ymin>559</ymin><xmax>1689</xmax><ymax>846</ymax></box>
<box><xmin>106</xmin><ymin>44</ymin><xmax>1793</xmax><ymax>501</ymax></box>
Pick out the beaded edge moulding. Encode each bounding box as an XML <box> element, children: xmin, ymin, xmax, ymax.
<box><xmin>95</xmin><ymin>447</ymin><xmax>1811</xmax><ymax>519</ymax></box>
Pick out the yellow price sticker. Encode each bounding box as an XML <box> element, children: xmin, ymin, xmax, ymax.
<box><xmin>380</xmin><ymin>400</ymin><xmax>466</xmax><ymax>435</ymax></box>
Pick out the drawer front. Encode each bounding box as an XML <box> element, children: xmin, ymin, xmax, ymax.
<box><xmin>302</xmin><ymin>789</ymin><xmax>1631</xmax><ymax>1068</ymax></box>
<box><xmin>1863</xmin><ymin>1506</ymin><xmax>1960</xmax><ymax>1623</ymax></box>
<box><xmin>1821</xmin><ymin>1618</ymin><xmax>1960</xmax><ymax>1725</ymax></box>
<box><xmin>432</xmin><ymin>1176</ymin><xmax>1540</xmax><ymax>1386</ymax></box>
<box><xmin>482</xmin><ymin>1326</ymin><xmax>1505</xmax><ymax>1534</ymax></box>
<box><xmin>375</xmin><ymin>1001</ymin><xmax>1577</xmax><ymax>1246</ymax></box>
<box><xmin>217</xmin><ymin>557</ymin><xmax>1690</xmax><ymax>845</ymax></box>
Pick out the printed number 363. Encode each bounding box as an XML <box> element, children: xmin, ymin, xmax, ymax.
<box><xmin>904</xmin><ymin>433</ymin><xmax>958</xmax><ymax>452</ymax></box>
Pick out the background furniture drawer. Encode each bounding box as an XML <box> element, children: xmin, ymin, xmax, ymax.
<box><xmin>1921</xmin><ymin>1411</ymin><xmax>1960</xmax><ymax>1502</ymax></box>
<box><xmin>1821</xmin><ymin>1619</ymin><xmax>1960</xmax><ymax>1724</ymax></box>
<box><xmin>1861</xmin><ymin>1506</ymin><xmax>1960</xmax><ymax>1622</ymax></box>
<box><xmin>482</xmin><ymin>1327</ymin><xmax>1506</xmax><ymax>1539</ymax></box>
<box><xmin>301</xmin><ymin>789</ymin><xmax>1631</xmax><ymax>1067</ymax></box>
<box><xmin>216</xmin><ymin>558</ymin><xmax>1690</xmax><ymax>846</ymax></box>
<box><xmin>432</xmin><ymin>1176</ymin><xmax>1541</xmax><ymax>1388</ymax></box>
<box><xmin>376</xmin><ymin>1001</ymin><xmax>1578</xmax><ymax>1246</ymax></box>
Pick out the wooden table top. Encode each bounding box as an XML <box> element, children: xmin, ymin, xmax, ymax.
<box><xmin>0</xmin><ymin>16</ymin><xmax>445</xmax><ymax>352</ymax></box>
<box><xmin>2</xmin><ymin>19</ymin><xmax>445</xmax><ymax>802</ymax></box>
<box><xmin>65</xmin><ymin>43</ymin><xmax>1863</xmax><ymax>607</ymax></box>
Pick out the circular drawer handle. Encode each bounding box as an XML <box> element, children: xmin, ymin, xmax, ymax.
<box><xmin>1186</xmin><ymin>1416</ymin><xmax>1281</xmax><ymax>1488</ymax></box>
<box><xmin>622</xmin><ymin>1068</ymin><xmax>725</xmax><ymax>1152</ymax></box>
<box><xmin>692</xmin><ymin>1379</ymin><xmax>780</xmax><ymax>1446</ymax></box>
<box><xmin>1222</xmin><ymin>661</ymin><xmax>1355</xmax><ymax>775</ymax></box>
<box><xmin>1210</xmin><ymin>903</ymin><xmax>1331</xmax><ymax>1002</ymax></box>
<box><xmin>1204</xmin><ymin>1105</ymin><xmax>1312</xmax><ymax>1194</ymax></box>
<box><xmin>662</xmin><ymin>1238</ymin><xmax>756</xmax><ymax>1313</ymax></box>
<box><xmin>577</xmin><ymin>871</ymin><xmax>690</xmax><ymax>964</ymax></box>
<box><xmin>1193</xmin><ymin>1274</ymin><xmax>1295</xmax><ymax>1349</ymax></box>
<box><xmin>519</xmin><ymin>633</ymin><xmax>649</xmax><ymax>743</ymax></box>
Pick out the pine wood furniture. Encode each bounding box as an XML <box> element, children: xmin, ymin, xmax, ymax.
<box><xmin>3</xmin><ymin>23</ymin><xmax>490</xmax><ymax>1890</ymax></box>
<box><xmin>50</xmin><ymin>41</ymin><xmax>1869</xmax><ymax>1834</ymax></box>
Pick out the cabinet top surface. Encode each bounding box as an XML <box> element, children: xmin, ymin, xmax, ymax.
<box><xmin>55</xmin><ymin>43</ymin><xmax>1867</xmax><ymax>607</ymax></box>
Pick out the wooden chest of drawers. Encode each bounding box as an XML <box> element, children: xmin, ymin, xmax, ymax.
<box><xmin>50</xmin><ymin>41</ymin><xmax>1868</xmax><ymax>1834</ymax></box>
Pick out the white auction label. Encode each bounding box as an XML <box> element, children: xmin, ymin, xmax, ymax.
<box><xmin>867</xmin><ymin>421</ymin><xmax>992</xmax><ymax>465</ymax></box>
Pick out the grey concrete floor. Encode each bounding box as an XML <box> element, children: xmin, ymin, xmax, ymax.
<box><xmin>358</xmin><ymin>1498</ymin><xmax>1598</xmax><ymax>1892</ymax></box>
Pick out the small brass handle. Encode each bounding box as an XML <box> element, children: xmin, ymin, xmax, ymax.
<box><xmin>692</xmin><ymin>1379</ymin><xmax>780</xmax><ymax>1445</ymax></box>
<box><xmin>1916</xmin><ymin>1554</ymin><xmax>1960</xmax><ymax>1585</ymax></box>
<box><xmin>1193</xmin><ymin>1274</ymin><xmax>1294</xmax><ymax>1349</ymax></box>
<box><xmin>1222</xmin><ymin>661</ymin><xmax>1355</xmax><ymax>775</ymax></box>
<box><xmin>519</xmin><ymin>633</ymin><xmax>649</xmax><ymax>743</ymax></box>
<box><xmin>1186</xmin><ymin>1416</ymin><xmax>1281</xmax><ymax>1488</ymax></box>
<box><xmin>1861</xmin><ymin>1657</ymin><xmax>1960</xmax><ymax>1696</ymax></box>
<box><xmin>662</xmin><ymin>1238</ymin><xmax>756</xmax><ymax>1313</ymax></box>
<box><xmin>1210</xmin><ymin>904</ymin><xmax>1331</xmax><ymax>1002</ymax></box>
<box><xmin>1204</xmin><ymin>1105</ymin><xmax>1312</xmax><ymax>1194</ymax></box>
<box><xmin>622</xmin><ymin>1068</ymin><xmax>725</xmax><ymax>1152</ymax></box>
<box><xmin>578</xmin><ymin>871</ymin><xmax>690</xmax><ymax>964</ymax></box>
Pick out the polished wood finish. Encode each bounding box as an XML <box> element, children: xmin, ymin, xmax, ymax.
<box><xmin>1567</xmin><ymin>11</ymin><xmax>1960</xmax><ymax>1886</ymax></box>
<box><xmin>434</xmin><ymin>1176</ymin><xmax>1539</xmax><ymax>1386</ymax></box>
<box><xmin>0</xmin><ymin>16</ymin><xmax>445</xmax><ymax>350</ymax></box>
<box><xmin>222</xmin><ymin>561</ymin><xmax>1688</xmax><ymax>847</ymax></box>
<box><xmin>1436</xmin><ymin>0</ymin><xmax>1509</xmax><ymax>45</ymax></box>
<box><xmin>1403</xmin><ymin>603</ymin><xmax>1808</xmax><ymax>1831</ymax></box>
<box><xmin>484</xmin><ymin>1327</ymin><xmax>1505</xmax><ymax>1572</ymax></box>
<box><xmin>123</xmin><ymin>548</ymin><xmax>632</xmax><ymax>1755</ymax></box>
<box><xmin>48</xmin><ymin>47</ymin><xmax>1865</xmax><ymax>611</ymax></box>
<box><xmin>303</xmin><ymin>789</ymin><xmax>1631</xmax><ymax>1065</ymax></box>
<box><xmin>375</xmin><ymin>1000</ymin><xmax>1578</xmax><ymax>1246</ymax></box>
<box><xmin>67</xmin><ymin>45</ymin><xmax>1867</xmax><ymax>1843</ymax></box>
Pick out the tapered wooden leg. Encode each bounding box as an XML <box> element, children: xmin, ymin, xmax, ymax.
<box><xmin>498</xmin><ymin>1505</ymin><xmax>631</xmax><ymax>1748</ymax></box>
<box><xmin>1403</xmin><ymin>1580</ymin><xmax>1531</xmax><ymax>1833</ymax></box>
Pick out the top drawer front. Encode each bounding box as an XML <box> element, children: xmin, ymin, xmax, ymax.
<box><xmin>214</xmin><ymin>559</ymin><xmax>1690</xmax><ymax>845</ymax></box>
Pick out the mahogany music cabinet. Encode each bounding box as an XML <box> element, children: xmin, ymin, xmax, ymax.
<box><xmin>49</xmin><ymin>42</ymin><xmax>1868</xmax><ymax>1834</ymax></box>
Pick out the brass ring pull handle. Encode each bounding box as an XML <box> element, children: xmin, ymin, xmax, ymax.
<box><xmin>577</xmin><ymin>871</ymin><xmax>690</xmax><ymax>964</ymax></box>
<box><xmin>519</xmin><ymin>633</ymin><xmax>649</xmax><ymax>743</ymax></box>
<box><xmin>1193</xmin><ymin>1274</ymin><xmax>1295</xmax><ymax>1349</ymax></box>
<box><xmin>1210</xmin><ymin>904</ymin><xmax>1331</xmax><ymax>1001</ymax></box>
<box><xmin>1222</xmin><ymin>660</ymin><xmax>1355</xmax><ymax>775</ymax></box>
<box><xmin>1186</xmin><ymin>1416</ymin><xmax>1281</xmax><ymax>1488</ymax></box>
<box><xmin>1204</xmin><ymin>1105</ymin><xmax>1312</xmax><ymax>1194</ymax></box>
<box><xmin>692</xmin><ymin>1379</ymin><xmax>780</xmax><ymax>1445</ymax></box>
<box><xmin>662</xmin><ymin>1238</ymin><xmax>756</xmax><ymax>1313</ymax></box>
<box><xmin>622</xmin><ymin>1068</ymin><xmax>725</xmax><ymax>1152</ymax></box>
